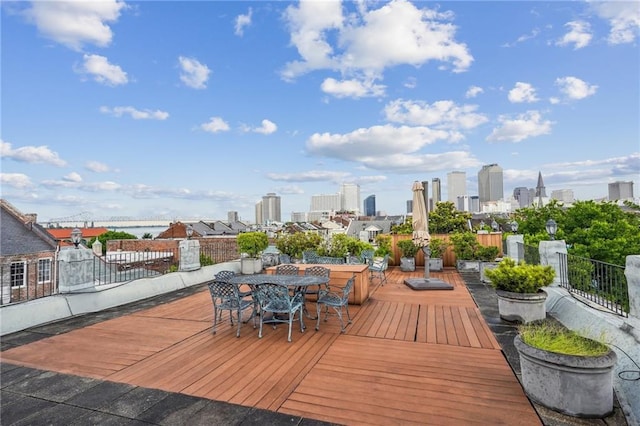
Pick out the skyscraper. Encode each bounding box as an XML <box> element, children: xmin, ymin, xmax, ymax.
<box><xmin>340</xmin><ymin>183</ymin><xmax>360</xmax><ymax>214</ymax></box>
<box><xmin>227</xmin><ymin>211</ymin><xmax>238</xmax><ymax>223</ymax></box>
<box><xmin>513</xmin><ymin>187</ymin><xmax>532</xmax><ymax>208</ymax></box>
<box><xmin>363</xmin><ymin>195</ymin><xmax>376</xmax><ymax>216</ymax></box>
<box><xmin>260</xmin><ymin>192</ymin><xmax>281</xmax><ymax>224</ymax></box>
<box><xmin>432</xmin><ymin>178</ymin><xmax>441</xmax><ymax>204</ymax></box>
<box><xmin>422</xmin><ymin>180</ymin><xmax>429</xmax><ymax>213</ymax></box>
<box><xmin>478</xmin><ymin>164</ymin><xmax>504</xmax><ymax>203</ymax></box>
<box><xmin>608</xmin><ymin>181</ymin><xmax>634</xmax><ymax>200</ymax></box>
<box><xmin>447</xmin><ymin>171</ymin><xmax>467</xmax><ymax>204</ymax></box>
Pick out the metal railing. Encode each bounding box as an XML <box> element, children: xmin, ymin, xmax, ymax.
<box><xmin>93</xmin><ymin>249</ymin><xmax>179</xmax><ymax>287</ymax></box>
<box><xmin>0</xmin><ymin>263</ymin><xmax>59</xmax><ymax>306</ymax></box>
<box><xmin>522</xmin><ymin>244</ymin><xmax>540</xmax><ymax>265</ymax></box>
<box><xmin>559</xmin><ymin>252</ymin><xmax>629</xmax><ymax>317</ymax></box>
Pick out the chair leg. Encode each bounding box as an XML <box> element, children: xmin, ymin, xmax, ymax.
<box><xmin>236</xmin><ymin>309</ymin><xmax>242</xmax><ymax>337</ymax></box>
<box><xmin>315</xmin><ymin>303</ymin><xmax>322</xmax><ymax>331</ymax></box>
<box><xmin>287</xmin><ymin>315</ymin><xmax>293</xmax><ymax>342</ymax></box>
<box><xmin>258</xmin><ymin>313</ymin><xmax>264</xmax><ymax>338</ymax></box>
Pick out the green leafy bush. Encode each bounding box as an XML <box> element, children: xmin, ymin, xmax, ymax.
<box><xmin>317</xmin><ymin>233</ymin><xmax>373</xmax><ymax>258</ymax></box>
<box><xmin>485</xmin><ymin>258</ymin><xmax>555</xmax><ymax>293</ymax></box>
<box><xmin>450</xmin><ymin>232</ymin><xmax>479</xmax><ymax>260</ymax></box>
<box><xmin>429</xmin><ymin>237</ymin><xmax>449</xmax><ymax>258</ymax></box>
<box><xmin>397</xmin><ymin>239</ymin><xmax>419</xmax><ymax>258</ymax></box>
<box><xmin>374</xmin><ymin>234</ymin><xmax>392</xmax><ymax>257</ymax></box>
<box><xmin>476</xmin><ymin>245</ymin><xmax>500</xmax><ymax>262</ymax></box>
<box><xmin>519</xmin><ymin>321</ymin><xmax>609</xmax><ymax>356</ymax></box>
<box><xmin>275</xmin><ymin>232</ymin><xmax>323</xmax><ymax>258</ymax></box>
<box><xmin>200</xmin><ymin>253</ymin><xmax>214</xmax><ymax>266</ymax></box>
<box><xmin>237</xmin><ymin>232</ymin><xmax>269</xmax><ymax>258</ymax></box>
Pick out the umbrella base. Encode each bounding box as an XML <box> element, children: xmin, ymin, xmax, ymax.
<box><xmin>404</xmin><ymin>278</ymin><xmax>453</xmax><ymax>291</ymax></box>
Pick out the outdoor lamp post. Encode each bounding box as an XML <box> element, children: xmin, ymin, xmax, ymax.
<box><xmin>186</xmin><ymin>225</ymin><xmax>194</xmax><ymax>239</ymax></box>
<box><xmin>71</xmin><ymin>228</ymin><xmax>82</xmax><ymax>249</ymax></box>
<box><xmin>510</xmin><ymin>220</ymin><xmax>519</xmax><ymax>233</ymax></box>
<box><xmin>491</xmin><ymin>220</ymin><xmax>499</xmax><ymax>232</ymax></box>
<box><xmin>545</xmin><ymin>219</ymin><xmax>558</xmax><ymax>240</ymax></box>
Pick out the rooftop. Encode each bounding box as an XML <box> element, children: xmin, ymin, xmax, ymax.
<box><xmin>1</xmin><ymin>268</ymin><xmax>627</xmax><ymax>425</ymax></box>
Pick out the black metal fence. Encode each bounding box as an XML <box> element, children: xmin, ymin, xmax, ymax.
<box><xmin>93</xmin><ymin>248</ymin><xmax>180</xmax><ymax>287</ymax></box>
<box><xmin>0</xmin><ymin>262</ymin><xmax>58</xmax><ymax>305</ymax></box>
<box><xmin>559</xmin><ymin>252</ymin><xmax>629</xmax><ymax>317</ymax></box>
<box><xmin>522</xmin><ymin>244</ymin><xmax>540</xmax><ymax>265</ymax></box>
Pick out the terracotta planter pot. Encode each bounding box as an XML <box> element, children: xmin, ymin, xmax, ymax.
<box><xmin>514</xmin><ymin>335</ymin><xmax>617</xmax><ymax>418</ymax></box>
<box><xmin>496</xmin><ymin>289</ymin><xmax>547</xmax><ymax>324</ymax></box>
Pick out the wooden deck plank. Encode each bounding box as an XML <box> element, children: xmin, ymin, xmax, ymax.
<box><xmin>1</xmin><ymin>267</ymin><xmax>540</xmax><ymax>425</ymax></box>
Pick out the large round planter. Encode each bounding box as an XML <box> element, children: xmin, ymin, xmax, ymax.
<box><xmin>514</xmin><ymin>335</ymin><xmax>617</xmax><ymax>418</ymax></box>
<box><xmin>496</xmin><ymin>289</ymin><xmax>547</xmax><ymax>324</ymax></box>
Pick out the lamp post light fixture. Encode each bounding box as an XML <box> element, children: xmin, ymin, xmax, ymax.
<box><xmin>545</xmin><ymin>219</ymin><xmax>558</xmax><ymax>240</ymax></box>
<box><xmin>186</xmin><ymin>225</ymin><xmax>194</xmax><ymax>239</ymax></box>
<box><xmin>491</xmin><ymin>220</ymin><xmax>499</xmax><ymax>232</ymax></box>
<box><xmin>510</xmin><ymin>220</ymin><xmax>519</xmax><ymax>233</ymax></box>
<box><xmin>70</xmin><ymin>228</ymin><xmax>82</xmax><ymax>249</ymax></box>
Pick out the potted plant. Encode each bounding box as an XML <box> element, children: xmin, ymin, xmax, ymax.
<box><xmin>450</xmin><ymin>231</ymin><xmax>481</xmax><ymax>272</ymax></box>
<box><xmin>515</xmin><ymin>321</ymin><xmax>617</xmax><ymax>418</ymax></box>
<box><xmin>477</xmin><ymin>245</ymin><xmax>500</xmax><ymax>283</ymax></box>
<box><xmin>484</xmin><ymin>258</ymin><xmax>555</xmax><ymax>323</ymax></box>
<box><xmin>237</xmin><ymin>231</ymin><xmax>269</xmax><ymax>274</ymax></box>
<box><xmin>397</xmin><ymin>239</ymin><xmax>419</xmax><ymax>272</ymax></box>
<box><xmin>428</xmin><ymin>237</ymin><xmax>449</xmax><ymax>272</ymax></box>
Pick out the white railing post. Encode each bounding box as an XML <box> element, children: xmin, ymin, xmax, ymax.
<box><xmin>625</xmin><ymin>255</ymin><xmax>640</xmax><ymax>320</ymax></box>
<box><xmin>179</xmin><ymin>239</ymin><xmax>201</xmax><ymax>272</ymax></box>
<box><xmin>539</xmin><ymin>240</ymin><xmax>568</xmax><ymax>287</ymax></box>
<box><xmin>505</xmin><ymin>234</ymin><xmax>524</xmax><ymax>262</ymax></box>
<box><xmin>58</xmin><ymin>247</ymin><xmax>95</xmax><ymax>293</ymax></box>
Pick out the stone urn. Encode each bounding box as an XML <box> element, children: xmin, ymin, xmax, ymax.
<box><xmin>514</xmin><ymin>334</ymin><xmax>617</xmax><ymax>418</ymax></box>
<box><xmin>496</xmin><ymin>289</ymin><xmax>547</xmax><ymax>324</ymax></box>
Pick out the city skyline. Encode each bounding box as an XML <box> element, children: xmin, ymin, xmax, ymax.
<box><xmin>2</xmin><ymin>1</ymin><xmax>638</xmax><ymax>222</ymax></box>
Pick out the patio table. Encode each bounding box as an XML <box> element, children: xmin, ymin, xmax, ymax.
<box><xmin>229</xmin><ymin>274</ymin><xmax>329</xmax><ymax>326</ymax></box>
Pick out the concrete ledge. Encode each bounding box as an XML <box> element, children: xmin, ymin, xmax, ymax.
<box><xmin>0</xmin><ymin>261</ymin><xmax>241</xmax><ymax>336</ymax></box>
<box><xmin>545</xmin><ymin>286</ymin><xmax>639</xmax><ymax>425</ymax></box>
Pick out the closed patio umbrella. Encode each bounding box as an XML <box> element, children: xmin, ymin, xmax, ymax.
<box><xmin>405</xmin><ymin>181</ymin><xmax>453</xmax><ymax>290</ymax></box>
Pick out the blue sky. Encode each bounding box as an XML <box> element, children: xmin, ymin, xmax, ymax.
<box><xmin>1</xmin><ymin>0</ymin><xmax>639</xmax><ymax>223</ymax></box>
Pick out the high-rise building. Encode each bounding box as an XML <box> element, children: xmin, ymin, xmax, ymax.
<box><xmin>341</xmin><ymin>183</ymin><xmax>360</xmax><ymax>214</ymax></box>
<box><xmin>513</xmin><ymin>187</ymin><xmax>532</xmax><ymax>208</ymax></box>
<box><xmin>447</xmin><ymin>171</ymin><xmax>466</xmax><ymax>204</ymax></box>
<box><xmin>406</xmin><ymin>200</ymin><xmax>413</xmax><ymax>214</ymax></box>
<box><xmin>227</xmin><ymin>211</ymin><xmax>238</xmax><ymax>223</ymax></box>
<box><xmin>363</xmin><ymin>195</ymin><xmax>376</xmax><ymax>216</ymax></box>
<box><xmin>551</xmin><ymin>189</ymin><xmax>575</xmax><ymax>204</ymax></box>
<box><xmin>260</xmin><ymin>192</ymin><xmax>281</xmax><ymax>224</ymax></box>
<box><xmin>290</xmin><ymin>212</ymin><xmax>307</xmax><ymax>222</ymax></box>
<box><xmin>608</xmin><ymin>181</ymin><xmax>634</xmax><ymax>200</ymax></box>
<box><xmin>421</xmin><ymin>181</ymin><xmax>429</xmax><ymax>213</ymax></box>
<box><xmin>477</xmin><ymin>164</ymin><xmax>504</xmax><ymax>203</ymax></box>
<box><xmin>310</xmin><ymin>194</ymin><xmax>341</xmax><ymax>211</ymax></box>
<box><xmin>432</xmin><ymin>177</ymin><xmax>441</xmax><ymax>205</ymax></box>
<box><xmin>456</xmin><ymin>195</ymin><xmax>479</xmax><ymax>212</ymax></box>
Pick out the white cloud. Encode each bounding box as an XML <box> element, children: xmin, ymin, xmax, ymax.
<box><xmin>63</xmin><ymin>172</ymin><xmax>83</xmax><ymax>183</ymax></box>
<box><xmin>321</xmin><ymin>77</ymin><xmax>385</xmax><ymax>98</ymax></box>
<box><xmin>267</xmin><ymin>170</ymin><xmax>351</xmax><ymax>182</ymax></box>
<box><xmin>282</xmin><ymin>0</ymin><xmax>472</xmax><ymax>83</ymax></box>
<box><xmin>591</xmin><ymin>1</ymin><xmax>640</xmax><ymax>45</ymax></box>
<box><xmin>85</xmin><ymin>161</ymin><xmax>110</xmax><ymax>173</ymax></box>
<box><xmin>556</xmin><ymin>21</ymin><xmax>592</xmax><ymax>49</ymax></box>
<box><xmin>78</xmin><ymin>54</ymin><xmax>128</xmax><ymax>86</ymax></box>
<box><xmin>0</xmin><ymin>140</ymin><xmax>67</xmax><ymax>166</ymax></box>
<box><xmin>235</xmin><ymin>8</ymin><xmax>252</xmax><ymax>36</ymax></box>
<box><xmin>465</xmin><ymin>86</ymin><xmax>483</xmax><ymax>98</ymax></box>
<box><xmin>178</xmin><ymin>56</ymin><xmax>211</xmax><ymax>89</ymax></box>
<box><xmin>487</xmin><ymin>111</ymin><xmax>553</xmax><ymax>143</ymax></box>
<box><xmin>555</xmin><ymin>76</ymin><xmax>598</xmax><ymax>100</ymax></box>
<box><xmin>0</xmin><ymin>173</ymin><xmax>32</xmax><ymax>189</ymax></box>
<box><xmin>384</xmin><ymin>99</ymin><xmax>488</xmax><ymax>131</ymax></box>
<box><xmin>502</xmin><ymin>28</ymin><xmax>540</xmax><ymax>47</ymax></box>
<box><xmin>100</xmin><ymin>106</ymin><xmax>169</xmax><ymax>120</ymax></box>
<box><xmin>508</xmin><ymin>82</ymin><xmax>539</xmax><ymax>103</ymax></box>
<box><xmin>201</xmin><ymin>117</ymin><xmax>230</xmax><ymax>133</ymax></box>
<box><xmin>24</xmin><ymin>0</ymin><xmax>126</xmax><ymax>50</ymax></box>
<box><xmin>253</xmin><ymin>119</ymin><xmax>278</xmax><ymax>135</ymax></box>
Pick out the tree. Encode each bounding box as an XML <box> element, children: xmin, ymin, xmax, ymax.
<box><xmin>428</xmin><ymin>201</ymin><xmax>472</xmax><ymax>234</ymax></box>
<box><xmin>514</xmin><ymin>200</ymin><xmax>640</xmax><ymax>266</ymax></box>
<box><xmin>88</xmin><ymin>230</ymin><xmax>137</xmax><ymax>255</ymax></box>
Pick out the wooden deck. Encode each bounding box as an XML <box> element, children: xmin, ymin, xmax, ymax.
<box><xmin>1</xmin><ymin>267</ymin><xmax>541</xmax><ymax>425</ymax></box>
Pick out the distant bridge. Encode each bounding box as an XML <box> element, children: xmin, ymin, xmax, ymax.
<box><xmin>41</xmin><ymin>217</ymin><xmax>217</xmax><ymax>229</ymax></box>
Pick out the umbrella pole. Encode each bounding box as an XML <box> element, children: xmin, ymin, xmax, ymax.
<box><xmin>422</xmin><ymin>247</ymin><xmax>430</xmax><ymax>281</ymax></box>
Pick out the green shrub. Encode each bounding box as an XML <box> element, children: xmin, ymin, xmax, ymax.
<box><xmin>485</xmin><ymin>258</ymin><xmax>555</xmax><ymax>293</ymax></box>
<box><xmin>374</xmin><ymin>234</ymin><xmax>392</xmax><ymax>257</ymax></box>
<box><xmin>275</xmin><ymin>232</ymin><xmax>323</xmax><ymax>258</ymax></box>
<box><xmin>519</xmin><ymin>321</ymin><xmax>609</xmax><ymax>356</ymax></box>
<box><xmin>429</xmin><ymin>237</ymin><xmax>449</xmax><ymax>258</ymax></box>
<box><xmin>397</xmin><ymin>239</ymin><xmax>419</xmax><ymax>257</ymax></box>
<box><xmin>237</xmin><ymin>232</ymin><xmax>269</xmax><ymax>258</ymax></box>
<box><xmin>200</xmin><ymin>253</ymin><xmax>214</xmax><ymax>266</ymax></box>
<box><xmin>450</xmin><ymin>232</ymin><xmax>479</xmax><ymax>260</ymax></box>
<box><xmin>476</xmin><ymin>245</ymin><xmax>500</xmax><ymax>262</ymax></box>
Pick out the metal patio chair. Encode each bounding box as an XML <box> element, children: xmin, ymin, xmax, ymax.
<box><xmin>253</xmin><ymin>282</ymin><xmax>304</xmax><ymax>342</ymax></box>
<box><xmin>369</xmin><ymin>254</ymin><xmax>389</xmax><ymax>285</ymax></box>
<box><xmin>360</xmin><ymin>249</ymin><xmax>375</xmax><ymax>267</ymax></box>
<box><xmin>275</xmin><ymin>264</ymin><xmax>300</xmax><ymax>276</ymax></box>
<box><xmin>302</xmin><ymin>266</ymin><xmax>331</xmax><ymax>319</ymax></box>
<box><xmin>207</xmin><ymin>279</ymin><xmax>257</xmax><ymax>337</ymax></box>
<box><xmin>315</xmin><ymin>274</ymin><xmax>355</xmax><ymax>333</ymax></box>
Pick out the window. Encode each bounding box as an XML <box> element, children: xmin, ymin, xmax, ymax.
<box><xmin>10</xmin><ymin>261</ymin><xmax>26</xmax><ymax>288</ymax></box>
<box><xmin>38</xmin><ymin>258</ymin><xmax>52</xmax><ymax>284</ymax></box>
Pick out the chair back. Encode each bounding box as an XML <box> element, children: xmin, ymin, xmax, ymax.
<box><xmin>214</xmin><ymin>270</ymin><xmax>236</xmax><ymax>282</ymax></box>
<box><xmin>279</xmin><ymin>254</ymin><xmax>292</xmax><ymax>264</ymax></box>
<box><xmin>275</xmin><ymin>264</ymin><xmax>299</xmax><ymax>275</ymax></box>
<box><xmin>340</xmin><ymin>274</ymin><xmax>356</xmax><ymax>304</ymax></box>
<box><xmin>303</xmin><ymin>250</ymin><xmax>320</xmax><ymax>264</ymax></box>
<box><xmin>360</xmin><ymin>249</ymin><xmax>375</xmax><ymax>266</ymax></box>
<box><xmin>208</xmin><ymin>280</ymin><xmax>241</xmax><ymax>308</ymax></box>
<box><xmin>254</xmin><ymin>283</ymin><xmax>303</xmax><ymax>312</ymax></box>
<box><xmin>304</xmin><ymin>265</ymin><xmax>330</xmax><ymax>278</ymax></box>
